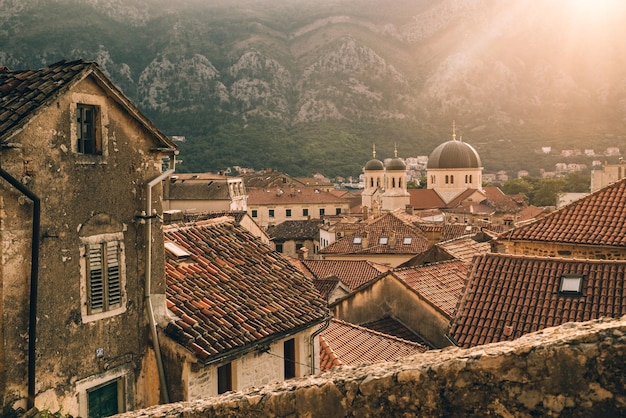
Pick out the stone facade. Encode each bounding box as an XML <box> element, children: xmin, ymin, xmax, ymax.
<box><xmin>115</xmin><ymin>316</ymin><xmax>626</xmax><ymax>418</ymax></box>
<box><xmin>498</xmin><ymin>240</ymin><xmax>626</xmax><ymax>260</ymax></box>
<box><xmin>0</xmin><ymin>61</ymin><xmax>175</xmax><ymax>415</ymax></box>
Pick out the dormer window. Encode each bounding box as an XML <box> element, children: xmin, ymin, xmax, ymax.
<box><xmin>559</xmin><ymin>274</ymin><xmax>583</xmax><ymax>294</ymax></box>
<box><xmin>352</xmin><ymin>236</ymin><xmax>362</xmax><ymax>244</ymax></box>
<box><xmin>379</xmin><ymin>237</ymin><xmax>388</xmax><ymax>245</ymax></box>
<box><xmin>77</xmin><ymin>104</ymin><xmax>101</xmax><ymax>154</ymax></box>
<box><xmin>403</xmin><ymin>237</ymin><xmax>412</xmax><ymax>245</ymax></box>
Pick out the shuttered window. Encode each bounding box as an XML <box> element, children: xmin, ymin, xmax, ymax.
<box><xmin>87</xmin><ymin>241</ymin><xmax>122</xmax><ymax>314</ymax></box>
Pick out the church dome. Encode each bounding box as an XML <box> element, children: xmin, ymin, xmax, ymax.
<box><xmin>386</xmin><ymin>157</ymin><xmax>406</xmax><ymax>171</ymax></box>
<box><xmin>427</xmin><ymin>140</ymin><xmax>482</xmax><ymax>169</ymax></box>
<box><xmin>364</xmin><ymin>158</ymin><xmax>385</xmax><ymax>171</ymax></box>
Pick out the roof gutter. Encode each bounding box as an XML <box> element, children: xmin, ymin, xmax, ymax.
<box><xmin>142</xmin><ymin>155</ymin><xmax>176</xmax><ymax>404</ymax></box>
<box><xmin>309</xmin><ymin>315</ymin><xmax>331</xmax><ymax>374</ymax></box>
<box><xmin>0</xmin><ymin>167</ymin><xmax>40</xmax><ymax>410</ymax></box>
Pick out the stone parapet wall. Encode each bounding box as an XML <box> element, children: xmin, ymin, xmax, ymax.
<box><xmin>116</xmin><ymin>316</ymin><xmax>626</xmax><ymax>417</ymax></box>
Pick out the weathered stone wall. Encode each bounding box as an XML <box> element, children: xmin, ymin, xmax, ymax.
<box><xmin>115</xmin><ymin>316</ymin><xmax>626</xmax><ymax>417</ymax></box>
<box><xmin>500</xmin><ymin>240</ymin><xmax>626</xmax><ymax>260</ymax></box>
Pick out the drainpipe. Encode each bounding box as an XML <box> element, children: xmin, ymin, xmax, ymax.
<box><xmin>0</xmin><ymin>167</ymin><xmax>40</xmax><ymax>410</ymax></box>
<box><xmin>309</xmin><ymin>316</ymin><xmax>331</xmax><ymax>374</ymax></box>
<box><xmin>141</xmin><ymin>157</ymin><xmax>175</xmax><ymax>404</ymax></box>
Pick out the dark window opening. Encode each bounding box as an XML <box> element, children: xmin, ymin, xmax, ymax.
<box><xmin>286</xmin><ymin>209</ymin><xmax>292</xmax><ymax>217</ymax></box>
<box><xmin>302</xmin><ymin>208</ymin><xmax>309</xmax><ymax>216</ymax></box>
<box><xmin>284</xmin><ymin>339</ymin><xmax>296</xmax><ymax>379</ymax></box>
<box><xmin>77</xmin><ymin>104</ymin><xmax>101</xmax><ymax>155</ymax></box>
<box><xmin>251</xmin><ymin>210</ymin><xmax>258</xmax><ymax>218</ymax></box>
<box><xmin>335</xmin><ymin>208</ymin><xmax>342</xmax><ymax>215</ymax></box>
<box><xmin>218</xmin><ymin>362</ymin><xmax>232</xmax><ymax>394</ymax></box>
<box><xmin>269</xmin><ymin>209</ymin><xmax>275</xmax><ymax>218</ymax></box>
<box><xmin>88</xmin><ymin>379</ymin><xmax>122</xmax><ymax>418</ymax></box>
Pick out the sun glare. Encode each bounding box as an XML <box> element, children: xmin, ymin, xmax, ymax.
<box><xmin>570</xmin><ymin>0</ymin><xmax>625</xmax><ymax>22</ymax></box>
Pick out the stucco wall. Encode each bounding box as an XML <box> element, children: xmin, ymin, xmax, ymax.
<box><xmin>116</xmin><ymin>316</ymin><xmax>626</xmax><ymax>417</ymax></box>
<box><xmin>331</xmin><ymin>275</ymin><xmax>451</xmax><ymax>348</ymax></box>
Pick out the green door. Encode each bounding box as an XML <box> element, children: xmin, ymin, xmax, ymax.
<box><xmin>88</xmin><ymin>379</ymin><xmax>120</xmax><ymax>418</ymax></box>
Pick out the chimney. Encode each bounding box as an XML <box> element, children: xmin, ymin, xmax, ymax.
<box><xmin>405</xmin><ymin>204</ymin><xmax>414</xmax><ymax>215</ymax></box>
<box><xmin>363</xmin><ymin>206</ymin><xmax>369</xmax><ymax>219</ymax></box>
<box><xmin>361</xmin><ymin>232</ymin><xmax>369</xmax><ymax>249</ymax></box>
<box><xmin>298</xmin><ymin>247</ymin><xmax>309</xmax><ymax>260</ymax></box>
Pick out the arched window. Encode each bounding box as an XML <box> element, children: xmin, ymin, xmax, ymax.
<box><xmin>399</xmin><ymin>178</ymin><xmax>402</xmax><ymax>188</ymax></box>
<box><xmin>392</xmin><ymin>178</ymin><xmax>396</xmax><ymax>188</ymax></box>
<box><xmin>370</xmin><ymin>178</ymin><xmax>374</xmax><ymax>187</ymax></box>
<box><xmin>469</xmin><ymin>175</ymin><xmax>472</xmax><ymax>183</ymax></box>
<box><xmin>445</xmin><ymin>175</ymin><xmax>449</xmax><ymax>184</ymax></box>
<box><xmin>450</xmin><ymin>175</ymin><xmax>454</xmax><ymax>184</ymax></box>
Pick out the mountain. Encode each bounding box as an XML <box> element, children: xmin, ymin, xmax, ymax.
<box><xmin>2</xmin><ymin>0</ymin><xmax>626</xmax><ymax>177</ymax></box>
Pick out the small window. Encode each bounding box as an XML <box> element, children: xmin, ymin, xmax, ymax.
<box><xmin>88</xmin><ymin>378</ymin><xmax>124</xmax><ymax>417</ymax></box>
<box><xmin>284</xmin><ymin>339</ymin><xmax>296</xmax><ymax>379</ymax></box>
<box><xmin>87</xmin><ymin>241</ymin><xmax>123</xmax><ymax>314</ymax></box>
<box><xmin>319</xmin><ymin>208</ymin><xmax>325</xmax><ymax>217</ymax></box>
<box><xmin>379</xmin><ymin>237</ymin><xmax>388</xmax><ymax>245</ymax></box>
<box><xmin>352</xmin><ymin>236</ymin><xmax>362</xmax><ymax>244</ymax></box>
<box><xmin>77</xmin><ymin>104</ymin><xmax>101</xmax><ymax>155</ymax></box>
<box><xmin>251</xmin><ymin>209</ymin><xmax>258</xmax><ymax>218</ymax></box>
<box><xmin>286</xmin><ymin>209</ymin><xmax>292</xmax><ymax>217</ymax></box>
<box><xmin>217</xmin><ymin>362</ymin><xmax>233</xmax><ymax>394</ymax></box>
<box><xmin>276</xmin><ymin>243</ymin><xmax>283</xmax><ymax>253</ymax></box>
<box><xmin>302</xmin><ymin>208</ymin><xmax>309</xmax><ymax>216</ymax></box>
<box><xmin>559</xmin><ymin>274</ymin><xmax>583</xmax><ymax>294</ymax></box>
<box><xmin>335</xmin><ymin>208</ymin><xmax>342</xmax><ymax>215</ymax></box>
<box><xmin>269</xmin><ymin>209</ymin><xmax>275</xmax><ymax>218</ymax></box>
<box><xmin>403</xmin><ymin>237</ymin><xmax>412</xmax><ymax>245</ymax></box>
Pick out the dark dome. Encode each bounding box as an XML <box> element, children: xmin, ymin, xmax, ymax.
<box><xmin>364</xmin><ymin>159</ymin><xmax>385</xmax><ymax>171</ymax></box>
<box><xmin>386</xmin><ymin>158</ymin><xmax>406</xmax><ymax>170</ymax></box>
<box><xmin>427</xmin><ymin>140</ymin><xmax>482</xmax><ymax>169</ymax></box>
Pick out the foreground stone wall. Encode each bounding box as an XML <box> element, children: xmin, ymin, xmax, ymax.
<box><xmin>117</xmin><ymin>316</ymin><xmax>626</xmax><ymax>418</ymax></box>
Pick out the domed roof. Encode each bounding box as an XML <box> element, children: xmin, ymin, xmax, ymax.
<box><xmin>427</xmin><ymin>140</ymin><xmax>482</xmax><ymax>169</ymax></box>
<box><xmin>364</xmin><ymin>158</ymin><xmax>385</xmax><ymax>171</ymax></box>
<box><xmin>386</xmin><ymin>157</ymin><xmax>406</xmax><ymax>171</ymax></box>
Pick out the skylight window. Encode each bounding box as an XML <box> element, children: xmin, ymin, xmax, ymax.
<box><xmin>403</xmin><ymin>237</ymin><xmax>412</xmax><ymax>245</ymax></box>
<box><xmin>164</xmin><ymin>241</ymin><xmax>191</xmax><ymax>259</ymax></box>
<box><xmin>379</xmin><ymin>237</ymin><xmax>388</xmax><ymax>245</ymax></box>
<box><xmin>352</xmin><ymin>236</ymin><xmax>362</xmax><ymax>244</ymax></box>
<box><xmin>559</xmin><ymin>274</ymin><xmax>583</xmax><ymax>294</ymax></box>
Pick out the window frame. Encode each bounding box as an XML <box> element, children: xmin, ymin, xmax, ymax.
<box><xmin>286</xmin><ymin>208</ymin><xmax>292</xmax><ymax>217</ymax></box>
<box><xmin>269</xmin><ymin>209</ymin><xmax>275</xmax><ymax>218</ymax></box>
<box><xmin>80</xmin><ymin>232</ymin><xmax>127</xmax><ymax>322</ymax></box>
<box><xmin>77</xmin><ymin>104</ymin><xmax>102</xmax><ymax>155</ymax></box>
<box><xmin>559</xmin><ymin>274</ymin><xmax>584</xmax><ymax>294</ymax></box>
<box><xmin>284</xmin><ymin>338</ymin><xmax>296</xmax><ymax>379</ymax></box>
<box><xmin>71</xmin><ymin>93</ymin><xmax>109</xmax><ymax>161</ymax></box>
<box><xmin>302</xmin><ymin>208</ymin><xmax>309</xmax><ymax>217</ymax></box>
<box><xmin>352</xmin><ymin>236</ymin><xmax>362</xmax><ymax>245</ymax></box>
<box><xmin>379</xmin><ymin>236</ymin><xmax>389</xmax><ymax>245</ymax></box>
<box><xmin>217</xmin><ymin>362</ymin><xmax>233</xmax><ymax>394</ymax></box>
<box><xmin>251</xmin><ymin>209</ymin><xmax>258</xmax><ymax>218</ymax></box>
<box><xmin>402</xmin><ymin>237</ymin><xmax>412</xmax><ymax>245</ymax></box>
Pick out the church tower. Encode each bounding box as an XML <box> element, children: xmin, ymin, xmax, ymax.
<box><xmin>361</xmin><ymin>145</ymin><xmax>385</xmax><ymax>215</ymax></box>
<box><xmin>381</xmin><ymin>144</ymin><xmax>410</xmax><ymax>212</ymax></box>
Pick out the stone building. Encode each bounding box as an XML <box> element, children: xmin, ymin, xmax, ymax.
<box><xmin>247</xmin><ymin>187</ymin><xmax>350</xmax><ymax>229</ymax></box>
<box><xmin>0</xmin><ymin>60</ymin><xmax>176</xmax><ymax>415</ymax></box>
<box><xmin>164</xmin><ymin>172</ymin><xmax>247</xmax><ymax>212</ymax></box>
<box><xmin>161</xmin><ymin>217</ymin><xmax>329</xmax><ymax>400</ymax></box>
<box><xmin>266</xmin><ymin>219</ymin><xmax>321</xmax><ymax>258</ymax></box>
<box><xmin>495</xmin><ymin>177</ymin><xmax>626</xmax><ymax>260</ymax></box>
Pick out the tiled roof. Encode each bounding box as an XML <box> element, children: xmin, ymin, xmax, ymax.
<box><xmin>312</xmin><ymin>277</ymin><xmax>341</xmax><ymax>300</ymax></box>
<box><xmin>267</xmin><ymin>219</ymin><xmax>321</xmax><ymax>241</ymax></box>
<box><xmin>500</xmin><ymin>178</ymin><xmax>626</xmax><ymax>247</ymax></box>
<box><xmin>302</xmin><ymin>259</ymin><xmax>391</xmax><ymax>291</ymax></box>
<box><xmin>393</xmin><ymin>260</ymin><xmax>468</xmax><ymax>317</ymax></box>
<box><xmin>441</xmin><ymin>223</ymin><xmax>504</xmax><ymax>241</ymax></box>
<box><xmin>319</xmin><ymin>319</ymin><xmax>427</xmax><ymax>370</ymax></box>
<box><xmin>483</xmin><ymin>186</ymin><xmax>525</xmax><ymax>213</ymax></box>
<box><xmin>437</xmin><ymin>234</ymin><xmax>492</xmax><ymax>264</ymax></box>
<box><xmin>166</xmin><ymin>174</ymin><xmax>240</xmax><ymax>200</ymax></box>
<box><xmin>0</xmin><ymin>60</ymin><xmax>174</xmax><ymax>148</ymax></box>
<box><xmin>175</xmin><ymin>211</ymin><xmax>248</xmax><ymax>225</ymax></box>
<box><xmin>450</xmin><ymin>253</ymin><xmax>626</xmax><ymax>348</ymax></box>
<box><xmin>409</xmin><ymin>189</ymin><xmax>447</xmax><ymax>209</ymax></box>
<box><xmin>163</xmin><ymin>217</ymin><xmax>328</xmax><ymax>362</ymax></box>
<box><xmin>360</xmin><ymin>316</ymin><xmax>432</xmax><ymax>347</ymax></box>
<box><xmin>319</xmin><ymin>212</ymin><xmax>430</xmax><ymax>255</ymax></box>
<box><xmin>240</xmin><ymin>171</ymin><xmax>303</xmax><ymax>189</ymax></box>
<box><xmin>248</xmin><ymin>187</ymin><xmax>348</xmax><ymax>205</ymax></box>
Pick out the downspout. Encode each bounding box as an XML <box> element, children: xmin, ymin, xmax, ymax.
<box><xmin>143</xmin><ymin>157</ymin><xmax>175</xmax><ymax>404</ymax></box>
<box><xmin>0</xmin><ymin>167</ymin><xmax>40</xmax><ymax>410</ymax></box>
<box><xmin>309</xmin><ymin>315</ymin><xmax>331</xmax><ymax>374</ymax></box>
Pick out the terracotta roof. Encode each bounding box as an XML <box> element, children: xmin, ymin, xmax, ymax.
<box><xmin>409</xmin><ymin>189</ymin><xmax>447</xmax><ymax>209</ymax></box>
<box><xmin>319</xmin><ymin>319</ymin><xmax>427</xmax><ymax>370</ymax></box>
<box><xmin>302</xmin><ymin>259</ymin><xmax>391</xmax><ymax>291</ymax></box>
<box><xmin>175</xmin><ymin>211</ymin><xmax>248</xmax><ymax>224</ymax></box>
<box><xmin>393</xmin><ymin>260</ymin><xmax>468</xmax><ymax>317</ymax></box>
<box><xmin>437</xmin><ymin>234</ymin><xmax>492</xmax><ymax>264</ymax></box>
<box><xmin>360</xmin><ymin>316</ymin><xmax>432</xmax><ymax>346</ymax></box>
<box><xmin>319</xmin><ymin>212</ymin><xmax>430</xmax><ymax>255</ymax></box>
<box><xmin>483</xmin><ymin>186</ymin><xmax>525</xmax><ymax>213</ymax></box>
<box><xmin>500</xmin><ymin>178</ymin><xmax>626</xmax><ymax>247</ymax></box>
<box><xmin>0</xmin><ymin>59</ymin><xmax>174</xmax><ymax>148</ymax></box>
<box><xmin>163</xmin><ymin>217</ymin><xmax>328</xmax><ymax>363</ymax></box>
<box><xmin>267</xmin><ymin>219</ymin><xmax>321</xmax><ymax>241</ymax></box>
<box><xmin>248</xmin><ymin>187</ymin><xmax>348</xmax><ymax>205</ymax></box>
<box><xmin>240</xmin><ymin>171</ymin><xmax>303</xmax><ymax>189</ymax></box>
<box><xmin>450</xmin><ymin>253</ymin><xmax>626</xmax><ymax>348</ymax></box>
<box><xmin>312</xmin><ymin>277</ymin><xmax>341</xmax><ymax>300</ymax></box>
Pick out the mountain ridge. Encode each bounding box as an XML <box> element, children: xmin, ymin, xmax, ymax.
<box><xmin>1</xmin><ymin>0</ymin><xmax>625</xmax><ymax>176</ymax></box>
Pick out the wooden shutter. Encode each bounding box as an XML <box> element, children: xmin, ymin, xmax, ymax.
<box><xmin>106</xmin><ymin>241</ymin><xmax>122</xmax><ymax>308</ymax></box>
<box><xmin>88</xmin><ymin>244</ymin><xmax>104</xmax><ymax>312</ymax></box>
